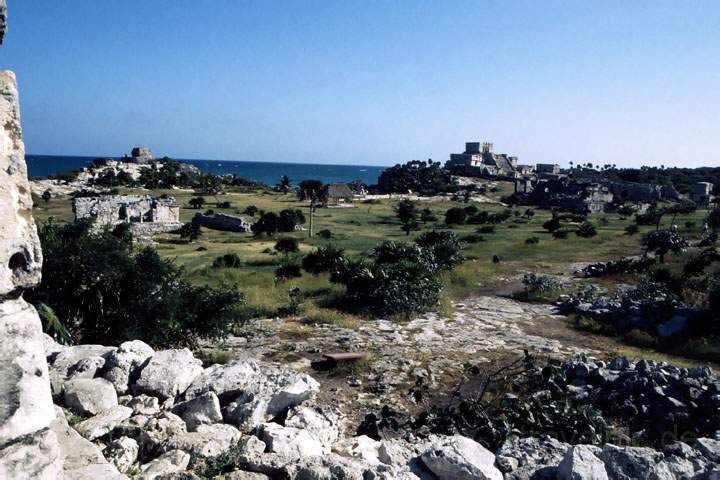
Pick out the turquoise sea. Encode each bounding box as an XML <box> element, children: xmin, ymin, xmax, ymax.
<box><xmin>26</xmin><ymin>155</ymin><xmax>388</xmax><ymax>186</ymax></box>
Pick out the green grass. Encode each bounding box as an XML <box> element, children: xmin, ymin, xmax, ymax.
<box><xmin>32</xmin><ymin>186</ymin><xmax>715</xmax><ymax>328</ymax></box>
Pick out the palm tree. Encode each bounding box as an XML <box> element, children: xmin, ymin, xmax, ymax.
<box><xmin>277</xmin><ymin>175</ymin><xmax>292</xmax><ymax>193</ymax></box>
<box><xmin>297</xmin><ymin>180</ymin><xmax>324</xmax><ymax>237</ymax></box>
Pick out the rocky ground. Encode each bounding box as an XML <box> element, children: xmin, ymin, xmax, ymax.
<box><xmin>212</xmin><ymin>294</ymin><xmax>596</xmax><ymax>426</ymax></box>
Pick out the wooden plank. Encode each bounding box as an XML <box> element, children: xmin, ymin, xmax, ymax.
<box><xmin>322</xmin><ymin>352</ymin><xmax>368</xmax><ymax>362</ymax></box>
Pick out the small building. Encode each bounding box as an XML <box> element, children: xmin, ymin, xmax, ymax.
<box><xmin>74</xmin><ymin>195</ymin><xmax>181</xmax><ymax>233</ymax></box>
<box><xmin>691</xmin><ymin>182</ymin><xmax>714</xmax><ymax>206</ymax></box>
<box><xmin>324</xmin><ymin>183</ymin><xmax>354</xmax><ymax>206</ymax></box>
<box><xmin>536</xmin><ymin>163</ymin><xmax>561</xmax><ymax>175</ymax></box>
<box><xmin>446</xmin><ymin>141</ymin><xmax>524</xmax><ymax>178</ymax></box>
<box><xmin>129</xmin><ymin>147</ymin><xmax>154</xmax><ymax>164</ymax></box>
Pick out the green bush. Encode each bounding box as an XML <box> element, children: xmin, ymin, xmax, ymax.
<box><xmin>415</xmin><ymin>230</ymin><xmax>464</xmax><ymax>270</ymax></box>
<box><xmin>445</xmin><ymin>207</ymin><xmax>467</xmax><ymax>225</ymax></box>
<box><xmin>274</xmin><ymin>237</ymin><xmax>300</xmax><ymax>254</ymax></box>
<box><xmin>30</xmin><ymin>220</ymin><xmax>244</xmax><ymax>348</ymax></box>
<box><xmin>576</xmin><ymin>221</ymin><xmax>598</xmax><ymax>238</ymax></box>
<box><xmin>302</xmin><ymin>245</ymin><xmax>346</xmax><ymax>274</ymax></box>
<box><xmin>625</xmin><ymin>224</ymin><xmax>640</xmax><ymax>235</ymax></box>
<box><xmin>317</xmin><ymin>229</ymin><xmax>333</xmax><ymax>239</ymax></box>
<box><xmin>525</xmin><ymin>237</ymin><xmax>540</xmax><ymax>245</ymax></box>
<box><xmin>275</xmin><ymin>260</ymin><xmax>302</xmax><ymax>281</ymax></box>
<box><xmin>213</xmin><ymin>253</ymin><xmax>242</xmax><ymax>268</ymax></box>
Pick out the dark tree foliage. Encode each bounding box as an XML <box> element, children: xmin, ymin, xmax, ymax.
<box><xmin>420</xmin><ymin>208</ymin><xmax>438</xmax><ymax>222</ymax></box>
<box><xmin>625</xmin><ymin>224</ymin><xmax>640</xmax><ymax>235</ymax></box>
<box><xmin>276</xmin><ymin>175</ymin><xmax>292</xmax><ymax>193</ymax></box>
<box><xmin>396</xmin><ymin>199</ymin><xmax>419</xmax><ymax>224</ymax></box>
<box><xmin>576</xmin><ymin>221</ymin><xmax>598</xmax><ymax>238</ymax></box>
<box><xmin>445</xmin><ymin>207</ymin><xmax>468</xmax><ymax>226</ymax></box>
<box><xmin>707</xmin><ymin>207</ymin><xmax>720</xmax><ymax>232</ymax></box>
<box><xmin>542</xmin><ymin>215</ymin><xmax>561</xmax><ymax>233</ymax></box>
<box><xmin>415</xmin><ymin>230</ymin><xmax>464</xmax><ymax>270</ymax></box>
<box><xmin>213</xmin><ymin>253</ymin><xmax>242</xmax><ymax>268</ymax></box>
<box><xmin>243</xmin><ymin>205</ymin><xmax>259</xmax><ymax>217</ymax></box>
<box><xmin>302</xmin><ymin>245</ymin><xmax>346</xmax><ymax>275</ymax></box>
<box><xmin>297</xmin><ymin>180</ymin><xmax>325</xmax><ymax>202</ymax></box>
<box><xmin>189</xmin><ymin>196</ymin><xmax>206</xmax><ymax>209</ymax></box>
<box><xmin>29</xmin><ymin>220</ymin><xmax>244</xmax><ymax>348</ymax></box>
<box><xmin>574</xmin><ymin>165</ymin><xmax>720</xmax><ymax>195</ymax></box>
<box><xmin>252</xmin><ymin>212</ymin><xmax>280</xmax><ymax>236</ymax></box>
<box><xmin>377</xmin><ymin>160</ymin><xmax>456</xmax><ymax>195</ymax></box>
<box><xmin>278</xmin><ymin>209</ymin><xmax>306</xmax><ymax>232</ymax></box>
<box><xmin>275</xmin><ymin>260</ymin><xmax>303</xmax><ymax>281</ymax></box>
<box><xmin>274</xmin><ymin>237</ymin><xmax>300</xmax><ymax>254</ymax></box>
<box><xmin>179</xmin><ymin>222</ymin><xmax>202</xmax><ymax>242</ymax></box>
<box><xmin>642</xmin><ymin>229</ymin><xmax>689</xmax><ymax>263</ymax></box>
<box><xmin>42</xmin><ymin>189</ymin><xmax>52</xmax><ymax>203</ymax></box>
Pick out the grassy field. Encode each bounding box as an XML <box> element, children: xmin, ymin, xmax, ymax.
<box><xmin>32</xmin><ymin>184</ymin><xmax>714</xmax><ymax>325</ymax></box>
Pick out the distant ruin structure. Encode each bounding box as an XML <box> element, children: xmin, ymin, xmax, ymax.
<box><xmin>74</xmin><ymin>195</ymin><xmax>182</xmax><ymax>234</ymax></box>
<box><xmin>129</xmin><ymin>146</ymin><xmax>154</xmax><ymax>163</ymax></box>
<box><xmin>691</xmin><ymin>182</ymin><xmax>715</xmax><ymax>206</ymax></box>
<box><xmin>192</xmin><ymin>212</ymin><xmax>253</xmax><ymax>232</ymax></box>
<box><xmin>447</xmin><ymin>141</ymin><xmax>520</xmax><ymax>177</ymax></box>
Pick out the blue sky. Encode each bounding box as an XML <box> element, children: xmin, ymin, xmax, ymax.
<box><xmin>2</xmin><ymin>1</ymin><xmax>718</xmax><ymax>167</ymax></box>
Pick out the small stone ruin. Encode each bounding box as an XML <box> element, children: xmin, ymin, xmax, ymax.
<box><xmin>74</xmin><ymin>195</ymin><xmax>183</xmax><ymax>235</ymax></box>
<box><xmin>192</xmin><ymin>212</ymin><xmax>253</xmax><ymax>232</ymax></box>
<box><xmin>129</xmin><ymin>147</ymin><xmax>154</xmax><ymax>164</ymax></box>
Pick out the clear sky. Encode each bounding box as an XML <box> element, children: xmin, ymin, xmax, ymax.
<box><xmin>2</xmin><ymin>1</ymin><xmax>718</xmax><ymax>167</ymax></box>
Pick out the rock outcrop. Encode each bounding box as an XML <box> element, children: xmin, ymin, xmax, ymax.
<box><xmin>0</xmin><ymin>61</ymin><xmax>62</xmax><ymax>477</ymax></box>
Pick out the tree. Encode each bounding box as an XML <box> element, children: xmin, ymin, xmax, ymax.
<box><xmin>28</xmin><ymin>220</ymin><xmax>244</xmax><ymax>348</ymax></box>
<box><xmin>179</xmin><ymin>222</ymin><xmax>202</xmax><ymax>242</ymax></box>
<box><xmin>189</xmin><ymin>196</ymin><xmax>206</xmax><ymax>209</ymax></box>
<box><xmin>396</xmin><ymin>199</ymin><xmax>419</xmax><ymax>236</ymax></box>
<box><xmin>625</xmin><ymin>224</ymin><xmax>640</xmax><ymax>235</ymax></box>
<box><xmin>420</xmin><ymin>208</ymin><xmax>438</xmax><ymax>223</ymax></box>
<box><xmin>243</xmin><ymin>205</ymin><xmax>259</xmax><ymax>217</ymax></box>
<box><xmin>252</xmin><ymin>211</ymin><xmax>280</xmax><ymax>236</ymax></box>
<box><xmin>576</xmin><ymin>221</ymin><xmax>598</xmax><ymax>238</ymax></box>
<box><xmin>276</xmin><ymin>175</ymin><xmax>292</xmax><ymax>193</ymax></box>
<box><xmin>445</xmin><ymin>207</ymin><xmax>467</xmax><ymax>226</ymax></box>
<box><xmin>274</xmin><ymin>237</ymin><xmax>300</xmax><ymax>254</ymax></box>
<box><xmin>278</xmin><ymin>209</ymin><xmax>306</xmax><ymax>232</ymax></box>
<box><xmin>642</xmin><ymin>229</ymin><xmax>689</xmax><ymax>263</ymax></box>
<box><xmin>302</xmin><ymin>245</ymin><xmax>346</xmax><ymax>275</ymax></box>
<box><xmin>42</xmin><ymin>189</ymin><xmax>52</xmax><ymax>203</ymax></box>
<box><xmin>542</xmin><ymin>215</ymin><xmax>561</xmax><ymax>233</ymax></box>
<box><xmin>378</xmin><ymin>159</ymin><xmax>456</xmax><ymax>196</ymax></box>
<box><xmin>707</xmin><ymin>207</ymin><xmax>720</xmax><ymax>232</ymax></box>
<box><xmin>298</xmin><ymin>180</ymin><xmax>324</xmax><ymax>237</ymax></box>
<box><xmin>415</xmin><ymin>230</ymin><xmax>463</xmax><ymax>270</ymax></box>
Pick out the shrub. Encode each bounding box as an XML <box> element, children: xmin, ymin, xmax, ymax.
<box><xmin>522</xmin><ymin>273</ymin><xmax>561</xmax><ymax>297</ymax></box>
<box><xmin>543</xmin><ymin>216</ymin><xmax>561</xmax><ymax>233</ymax></box>
<box><xmin>576</xmin><ymin>221</ymin><xmax>598</xmax><ymax>238</ymax></box>
<box><xmin>445</xmin><ymin>207</ymin><xmax>467</xmax><ymax>225</ymax></box>
<box><xmin>189</xmin><ymin>196</ymin><xmax>206</xmax><ymax>209</ymax></box>
<box><xmin>415</xmin><ymin>230</ymin><xmax>464</xmax><ymax>270</ymax></box>
<box><xmin>275</xmin><ymin>261</ymin><xmax>302</xmax><ymax>281</ymax></box>
<box><xmin>274</xmin><ymin>237</ymin><xmax>300</xmax><ymax>254</ymax></box>
<box><xmin>42</xmin><ymin>189</ymin><xmax>52</xmax><ymax>203</ymax></box>
<box><xmin>243</xmin><ymin>205</ymin><xmax>259</xmax><ymax>217</ymax></box>
<box><xmin>625</xmin><ymin>224</ymin><xmax>640</xmax><ymax>235</ymax></box>
<box><xmin>317</xmin><ymin>229</ymin><xmax>333</xmax><ymax>239</ymax></box>
<box><xmin>278</xmin><ymin>209</ymin><xmax>306</xmax><ymax>232</ymax></box>
<box><xmin>302</xmin><ymin>245</ymin><xmax>346</xmax><ymax>274</ymax></box>
<box><xmin>213</xmin><ymin>253</ymin><xmax>242</xmax><ymax>268</ymax></box>
<box><xmin>525</xmin><ymin>237</ymin><xmax>540</xmax><ymax>245</ymax></box>
<box><xmin>642</xmin><ymin>229</ymin><xmax>689</xmax><ymax>263</ymax></box>
<box><xmin>179</xmin><ymin>222</ymin><xmax>202</xmax><ymax>242</ymax></box>
<box><xmin>217</xmin><ymin>201</ymin><xmax>232</xmax><ymax>208</ymax></box>
<box><xmin>477</xmin><ymin>225</ymin><xmax>496</xmax><ymax>234</ymax></box>
<box><xmin>463</xmin><ymin>234</ymin><xmax>485</xmax><ymax>244</ymax></box>
<box><xmin>553</xmin><ymin>229</ymin><xmax>570</xmax><ymax>239</ymax></box>
<box><xmin>30</xmin><ymin>220</ymin><xmax>244</xmax><ymax>348</ymax></box>
<box><xmin>420</xmin><ymin>208</ymin><xmax>438</xmax><ymax>222</ymax></box>
<box><xmin>252</xmin><ymin>212</ymin><xmax>280</xmax><ymax>236</ymax></box>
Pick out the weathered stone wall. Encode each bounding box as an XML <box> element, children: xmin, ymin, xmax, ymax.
<box><xmin>192</xmin><ymin>212</ymin><xmax>253</xmax><ymax>232</ymax></box>
<box><xmin>74</xmin><ymin>194</ymin><xmax>180</xmax><ymax>227</ymax></box>
<box><xmin>0</xmin><ymin>69</ymin><xmax>62</xmax><ymax>477</ymax></box>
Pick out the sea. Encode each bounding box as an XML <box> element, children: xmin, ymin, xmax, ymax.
<box><xmin>26</xmin><ymin>155</ymin><xmax>388</xmax><ymax>186</ymax></box>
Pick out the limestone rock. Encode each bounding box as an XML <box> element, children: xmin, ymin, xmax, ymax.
<box><xmin>599</xmin><ymin>444</ymin><xmax>674</xmax><ymax>480</ymax></box>
<box><xmin>334</xmin><ymin>435</ymin><xmax>382</xmax><ymax>465</ymax></box>
<box><xmin>133</xmin><ymin>349</ymin><xmax>203</xmax><ymax>400</ymax></box>
<box><xmin>495</xmin><ymin>435</ymin><xmax>570</xmax><ymax>479</ymax></box>
<box><xmin>172</xmin><ymin>391</ymin><xmax>222</xmax><ymax>431</ymax></box>
<box><xmin>50</xmin><ymin>407</ymin><xmax>127</xmax><ymax>479</ymax></box>
<box><xmin>285</xmin><ymin>405</ymin><xmax>343</xmax><ymax>448</ymax></box>
<box><xmin>0</xmin><ymin>427</ymin><xmax>63</xmax><ymax>480</ymax></box>
<box><xmin>63</xmin><ymin>377</ymin><xmax>118</xmax><ymax>416</ymax></box>
<box><xmin>138</xmin><ymin>411</ymin><xmax>187</xmax><ymax>453</ymax></box>
<box><xmin>126</xmin><ymin>393</ymin><xmax>161</xmax><ymax>416</ymax></box>
<box><xmin>48</xmin><ymin>344</ymin><xmax>116</xmax><ymax>396</ymax></box>
<box><xmin>73</xmin><ymin>405</ymin><xmax>133</xmax><ymax>441</ymax></box>
<box><xmin>186</xmin><ymin>360</ymin><xmax>319</xmax><ymax>430</ymax></box>
<box><xmin>161</xmin><ymin>423</ymin><xmax>241</xmax><ymax>466</ymax></box>
<box><xmin>138</xmin><ymin>449</ymin><xmax>190</xmax><ymax>480</ymax></box>
<box><xmin>104</xmin><ymin>436</ymin><xmax>139</xmax><ymax>471</ymax></box>
<box><xmin>696</xmin><ymin>438</ymin><xmax>720</xmax><ymax>463</ymax></box>
<box><xmin>558</xmin><ymin>444</ymin><xmax>608</xmax><ymax>480</ymax></box>
<box><xmin>420</xmin><ymin>435</ymin><xmax>502</xmax><ymax>480</ymax></box>
<box><xmin>103</xmin><ymin>339</ymin><xmax>154</xmax><ymax>394</ymax></box>
<box><xmin>258</xmin><ymin>422</ymin><xmax>325</xmax><ymax>457</ymax></box>
<box><xmin>225</xmin><ymin>471</ymin><xmax>271</xmax><ymax>480</ymax></box>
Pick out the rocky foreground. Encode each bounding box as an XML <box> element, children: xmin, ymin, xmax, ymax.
<box><xmin>33</xmin><ymin>334</ymin><xmax>720</xmax><ymax>479</ymax></box>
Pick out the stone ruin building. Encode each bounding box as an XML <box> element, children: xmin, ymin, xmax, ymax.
<box><xmin>446</xmin><ymin>140</ymin><xmax>560</xmax><ymax>180</ymax></box>
<box><xmin>691</xmin><ymin>181</ymin><xmax>715</xmax><ymax>206</ymax></box>
<box><xmin>192</xmin><ymin>212</ymin><xmax>252</xmax><ymax>232</ymax></box>
<box><xmin>74</xmin><ymin>194</ymin><xmax>182</xmax><ymax>235</ymax></box>
<box><xmin>129</xmin><ymin>147</ymin><xmax>154</xmax><ymax>164</ymax></box>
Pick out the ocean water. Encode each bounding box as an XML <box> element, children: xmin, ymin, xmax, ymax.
<box><xmin>25</xmin><ymin>155</ymin><xmax>387</xmax><ymax>186</ymax></box>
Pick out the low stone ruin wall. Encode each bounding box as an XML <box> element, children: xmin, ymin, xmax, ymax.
<box><xmin>192</xmin><ymin>213</ymin><xmax>252</xmax><ymax>233</ymax></box>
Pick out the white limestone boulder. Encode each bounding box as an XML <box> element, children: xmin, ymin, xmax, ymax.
<box><xmin>132</xmin><ymin>348</ymin><xmax>203</xmax><ymax>400</ymax></box>
<box><xmin>185</xmin><ymin>359</ymin><xmax>319</xmax><ymax>430</ymax></box>
<box><xmin>103</xmin><ymin>339</ymin><xmax>154</xmax><ymax>394</ymax></box>
<box><xmin>172</xmin><ymin>391</ymin><xmax>223</xmax><ymax>431</ymax></box>
<box><xmin>599</xmin><ymin>444</ymin><xmax>674</xmax><ymax>480</ymax></box>
<box><xmin>138</xmin><ymin>449</ymin><xmax>190</xmax><ymax>480</ymax></box>
<box><xmin>104</xmin><ymin>436</ymin><xmax>139</xmax><ymax>472</ymax></box>
<box><xmin>73</xmin><ymin>404</ymin><xmax>133</xmax><ymax>441</ymax></box>
<box><xmin>48</xmin><ymin>344</ymin><xmax>116</xmax><ymax>396</ymax></box>
<box><xmin>420</xmin><ymin>435</ymin><xmax>502</xmax><ymax>480</ymax></box>
<box><xmin>63</xmin><ymin>377</ymin><xmax>118</xmax><ymax>416</ymax></box>
<box><xmin>125</xmin><ymin>393</ymin><xmax>161</xmax><ymax>416</ymax></box>
<box><xmin>334</xmin><ymin>435</ymin><xmax>382</xmax><ymax>466</ymax></box>
<box><xmin>161</xmin><ymin>423</ymin><xmax>241</xmax><ymax>466</ymax></box>
<box><xmin>285</xmin><ymin>405</ymin><xmax>343</xmax><ymax>448</ymax></box>
<box><xmin>258</xmin><ymin>422</ymin><xmax>325</xmax><ymax>457</ymax></box>
<box><xmin>558</xmin><ymin>444</ymin><xmax>608</xmax><ymax>480</ymax></box>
